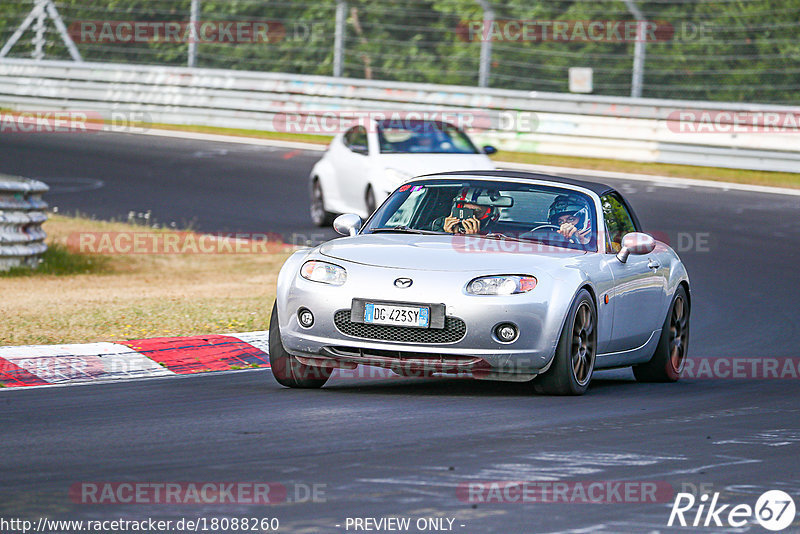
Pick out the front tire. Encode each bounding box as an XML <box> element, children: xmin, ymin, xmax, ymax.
<box><xmin>268</xmin><ymin>303</ymin><xmax>330</xmax><ymax>388</ymax></box>
<box><xmin>534</xmin><ymin>289</ymin><xmax>597</xmax><ymax>395</ymax></box>
<box><xmin>633</xmin><ymin>285</ymin><xmax>690</xmax><ymax>382</ymax></box>
<box><xmin>310</xmin><ymin>179</ymin><xmax>335</xmax><ymax>227</ymax></box>
<box><xmin>365</xmin><ymin>185</ymin><xmax>376</xmax><ymax>215</ymax></box>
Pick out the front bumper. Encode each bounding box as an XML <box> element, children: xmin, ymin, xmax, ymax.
<box><xmin>277</xmin><ymin>261</ymin><xmax>571</xmax><ymax>376</ymax></box>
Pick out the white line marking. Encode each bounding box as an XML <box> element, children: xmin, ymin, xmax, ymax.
<box><xmin>644</xmin><ymin>455</ymin><xmax>761</xmax><ymax>479</ymax></box>
<box><xmin>137</xmin><ymin>128</ymin><xmax>327</xmax><ymax>151</ymax></box>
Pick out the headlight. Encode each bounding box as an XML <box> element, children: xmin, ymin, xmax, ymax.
<box><xmin>300</xmin><ymin>261</ymin><xmax>347</xmax><ymax>286</ymax></box>
<box><xmin>466</xmin><ymin>275</ymin><xmax>537</xmax><ymax>295</ymax></box>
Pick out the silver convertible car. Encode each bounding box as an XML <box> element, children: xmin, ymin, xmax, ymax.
<box><xmin>269</xmin><ymin>170</ymin><xmax>690</xmax><ymax>395</ymax></box>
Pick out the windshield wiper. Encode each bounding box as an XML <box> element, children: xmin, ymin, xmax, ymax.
<box><xmin>370</xmin><ymin>226</ymin><xmax>438</xmax><ymax>235</ymax></box>
<box><xmin>481</xmin><ymin>232</ymin><xmax>535</xmax><ymax>243</ymax></box>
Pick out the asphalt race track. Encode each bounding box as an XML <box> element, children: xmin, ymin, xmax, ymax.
<box><xmin>0</xmin><ymin>131</ymin><xmax>332</xmax><ymax>240</ymax></box>
<box><xmin>2</xmin><ymin>132</ymin><xmax>799</xmax><ymax>533</ymax></box>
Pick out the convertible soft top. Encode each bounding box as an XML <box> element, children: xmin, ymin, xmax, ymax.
<box><xmin>420</xmin><ymin>169</ymin><xmax>617</xmax><ymax>197</ymax></box>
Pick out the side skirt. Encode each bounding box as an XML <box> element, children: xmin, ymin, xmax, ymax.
<box><xmin>595</xmin><ymin>329</ymin><xmax>660</xmax><ymax>369</ymax></box>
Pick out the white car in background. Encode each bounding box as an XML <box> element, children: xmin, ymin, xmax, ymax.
<box><xmin>309</xmin><ymin>119</ymin><xmax>497</xmax><ymax>225</ymax></box>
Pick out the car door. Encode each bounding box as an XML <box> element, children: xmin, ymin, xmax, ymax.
<box><xmin>323</xmin><ymin>127</ymin><xmax>362</xmax><ymax>212</ymax></box>
<box><xmin>335</xmin><ymin>125</ymin><xmax>371</xmax><ymax>214</ymax></box>
<box><xmin>603</xmin><ymin>193</ymin><xmax>666</xmax><ymax>352</ymax></box>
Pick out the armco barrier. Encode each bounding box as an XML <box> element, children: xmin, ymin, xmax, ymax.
<box><xmin>0</xmin><ymin>174</ymin><xmax>48</xmax><ymax>271</ymax></box>
<box><xmin>0</xmin><ymin>59</ymin><xmax>798</xmax><ymax>173</ymax></box>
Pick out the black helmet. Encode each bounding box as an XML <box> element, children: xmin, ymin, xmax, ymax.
<box><xmin>548</xmin><ymin>194</ymin><xmax>590</xmax><ymax>226</ymax></box>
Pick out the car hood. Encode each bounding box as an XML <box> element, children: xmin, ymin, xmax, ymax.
<box><xmin>378</xmin><ymin>153</ymin><xmax>495</xmax><ymax>177</ymax></box>
<box><xmin>318</xmin><ymin>234</ymin><xmax>587</xmax><ymax>272</ymax></box>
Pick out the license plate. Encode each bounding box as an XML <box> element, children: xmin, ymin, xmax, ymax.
<box><xmin>364</xmin><ymin>303</ymin><xmax>430</xmax><ymax>328</ymax></box>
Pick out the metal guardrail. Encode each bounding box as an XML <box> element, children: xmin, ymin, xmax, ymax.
<box><xmin>0</xmin><ymin>174</ymin><xmax>48</xmax><ymax>271</ymax></box>
<box><xmin>0</xmin><ymin>58</ymin><xmax>798</xmax><ymax>173</ymax></box>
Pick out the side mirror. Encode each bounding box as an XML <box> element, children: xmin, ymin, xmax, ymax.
<box><xmin>333</xmin><ymin>213</ymin><xmax>363</xmax><ymax>236</ymax></box>
<box><xmin>483</xmin><ymin>145</ymin><xmax>498</xmax><ymax>155</ymax></box>
<box><xmin>616</xmin><ymin>232</ymin><xmax>656</xmax><ymax>263</ymax></box>
<box><xmin>351</xmin><ymin>144</ymin><xmax>368</xmax><ymax>155</ymax></box>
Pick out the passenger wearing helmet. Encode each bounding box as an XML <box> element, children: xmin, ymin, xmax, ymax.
<box><xmin>547</xmin><ymin>195</ymin><xmax>593</xmax><ymax>246</ymax></box>
<box><xmin>433</xmin><ymin>186</ymin><xmax>501</xmax><ymax>235</ymax></box>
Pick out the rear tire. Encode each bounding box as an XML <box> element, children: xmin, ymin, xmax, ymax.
<box><xmin>310</xmin><ymin>179</ymin><xmax>335</xmax><ymax>227</ymax></box>
<box><xmin>633</xmin><ymin>285</ymin><xmax>690</xmax><ymax>382</ymax></box>
<box><xmin>534</xmin><ymin>289</ymin><xmax>596</xmax><ymax>395</ymax></box>
<box><xmin>268</xmin><ymin>302</ymin><xmax>330</xmax><ymax>388</ymax></box>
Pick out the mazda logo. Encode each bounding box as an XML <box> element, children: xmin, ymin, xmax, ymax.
<box><xmin>394</xmin><ymin>278</ymin><xmax>413</xmax><ymax>288</ymax></box>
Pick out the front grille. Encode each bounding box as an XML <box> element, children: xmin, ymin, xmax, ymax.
<box><xmin>333</xmin><ymin>310</ymin><xmax>466</xmax><ymax>344</ymax></box>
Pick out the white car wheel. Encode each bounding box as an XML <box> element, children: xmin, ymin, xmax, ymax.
<box><xmin>310</xmin><ymin>179</ymin><xmax>335</xmax><ymax>227</ymax></box>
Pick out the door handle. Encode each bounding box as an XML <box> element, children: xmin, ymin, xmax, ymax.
<box><xmin>647</xmin><ymin>259</ymin><xmax>661</xmax><ymax>270</ymax></box>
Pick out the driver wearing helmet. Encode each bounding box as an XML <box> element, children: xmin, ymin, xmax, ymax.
<box><xmin>548</xmin><ymin>195</ymin><xmax>593</xmax><ymax>245</ymax></box>
<box><xmin>436</xmin><ymin>186</ymin><xmax>501</xmax><ymax>235</ymax></box>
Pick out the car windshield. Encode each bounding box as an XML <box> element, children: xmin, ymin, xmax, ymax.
<box><xmin>377</xmin><ymin>120</ymin><xmax>479</xmax><ymax>154</ymax></box>
<box><xmin>363</xmin><ymin>179</ymin><xmax>598</xmax><ymax>252</ymax></box>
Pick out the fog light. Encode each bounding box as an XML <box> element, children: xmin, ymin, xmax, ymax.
<box><xmin>298</xmin><ymin>308</ymin><xmax>314</xmax><ymax>328</ymax></box>
<box><xmin>494</xmin><ymin>323</ymin><xmax>518</xmax><ymax>343</ymax></box>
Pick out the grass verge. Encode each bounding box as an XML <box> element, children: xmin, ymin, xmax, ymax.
<box><xmin>0</xmin><ymin>214</ymin><xmax>292</xmax><ymax>346</ymax></box>
<box><xmin>1</xmin><ymin>243</ymin><xmax>111</xmax><ymax>277</ymax></box>
<box><xmin>149</xmin><ymin>122</ymin><xmax>334</xmax><ymax>145</ymax></box>
<box><xmin>495</xmin><ymin>151</ymin><xmax>800</xmax><ymax>189</ymax></box>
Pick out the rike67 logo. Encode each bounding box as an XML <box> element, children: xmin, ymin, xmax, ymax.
<box><xmin>668</xmin><ymin>490</ymin><xmax>796</xmax><ymax>531</ymax></box>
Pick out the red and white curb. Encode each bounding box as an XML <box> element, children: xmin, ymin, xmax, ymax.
<box><xmin>0</xmin><ymin>332</ymin><xmax>270</xmax><ymax>388</ymax></box>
